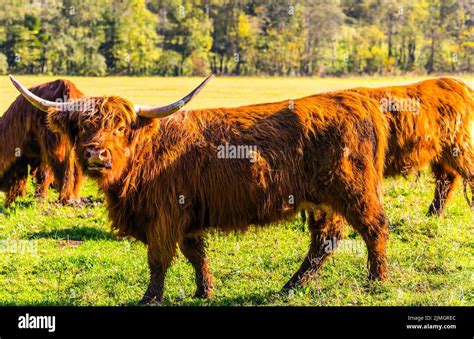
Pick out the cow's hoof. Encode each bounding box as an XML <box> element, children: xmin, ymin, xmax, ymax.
<box><xmin>426</xmin><ymin>206</ymin><xmax>443</xmax><ymax>217</ymax></box>
<box><xmin>281</xmin><ymin>279</ymin><xmax>300</xmax><ymax>292</ymax></box>
<box><xmin>58</xmin><ymin>198</ymin><xmax>76</xmax><ymax>206</ymax></box>
<box><xmin>194</xmin><ymin>289</ymin><xmax>213</xmax><ymax>299</ymax></box>
<box><xmin>138</xmin><ymin>296</ymin><xmax>161</xmax><ymax>306</ymax></box>
<box><xmin>368</xmin><ymin>271</ymin><xmax>388</xmax><ymax>282</ymax></box>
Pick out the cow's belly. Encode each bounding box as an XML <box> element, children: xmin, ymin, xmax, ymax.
<box><xmin>385</xmin><ymin>139</ymin><xmax>438</xmax><ymax>177</ymax></box>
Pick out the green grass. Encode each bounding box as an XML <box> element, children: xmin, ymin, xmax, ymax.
<box><xmin>0</xmin><ymin>75</ymin><xmax>473</xmax><ymax>306</ymax></box>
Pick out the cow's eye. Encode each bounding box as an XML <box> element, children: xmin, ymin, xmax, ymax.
<box><xmin>116</xmin><ymin>126</ymin><xmax>126</xmax><ymax>134</ymax></box>
<box><xmin>78</xmin><ymin>126</ymin><xmax>86</xmax><ymax>135</ymax></box>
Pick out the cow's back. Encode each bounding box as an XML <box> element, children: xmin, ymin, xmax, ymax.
<box><xmin>350</xmin><ymin>77</ymin><xmax>474</xmax><ymax>176</ymax></box>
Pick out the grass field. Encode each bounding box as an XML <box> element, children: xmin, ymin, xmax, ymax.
<box><xmin>0</xmin><ymin>75</ymin><xmax>473</xmax><ymax>306</ymax></box>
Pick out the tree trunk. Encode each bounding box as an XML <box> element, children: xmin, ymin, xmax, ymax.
<box><xmin>219</xmin><ymin>54</ymin><xmax>223</xmax><ymax>74</ymax></box>
<box><xmin>387</xmin><ymin>14</ymin><xmax>393</xmax><ymax>58</ymax></box>
<box><xmin>407</xmin><ymin>38</ymin><xmax>415</xmax><ymax>71</ymax></box>
<box><xmin>426</xmin><ymin>29</ymin><xmax>435</xmax><ymax>74</ymax></box>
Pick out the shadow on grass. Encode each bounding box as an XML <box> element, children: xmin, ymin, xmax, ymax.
<box><xmin>11</xmin><ymin>200</ymin><xmax>36</xmax><ymax>209</ymax></box>
<box><xmin>53</xmin><ymin>195</ymin><xmax>105</xmax><ymax>208</ymax></box>
<box><xmin>151</xmin><ymin>289</ymin><xmax>283</xmax><ymax>307</ymax></box>
<box><xmin>0</xmin><ymin>199</ymin><xmax>36</xmax><ymax>215</ymax></box>
<box><xmin>79</xmin><ymin>195</ymin><xmax>105</xmax><ymax>206</ymax></box>
<box><xmin>27</xmin><ymin>226</ymin><xmax>115</xmax><ymax>241</ymax></box>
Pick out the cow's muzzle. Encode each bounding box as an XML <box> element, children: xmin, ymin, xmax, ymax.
<box><xmin>84</xmin><ymin>147</ymin><xmax>112</xmax><ymax>171</ymax></box>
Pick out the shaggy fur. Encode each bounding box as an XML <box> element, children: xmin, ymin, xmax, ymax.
<box><xmin>301</xmin><ymin>77</ymin><xmax>473</xmax><ymax>240</ymax></box>
<box><xmin>42</xmin><ymin>88</ymin><xmax>391</xmax><ymax>303</ymax></box>
<box><xmin>350</xmin><ymin>77</ymin><xmax>474</xmax><ymax>215</ymax></box>
<box><xmin>0</xmin><ymin>80</ymin><xmax>84</xmax><ymax>206</ymax></box>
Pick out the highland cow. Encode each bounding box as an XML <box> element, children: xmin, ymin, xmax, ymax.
<box><xmin>302</xmin><ymin>77</ymin><xmax>473</xmax><ymax>226</ymax></box>
<box><xmin>351</xmin><ymin>77</ymin><xmax>474</xmax><ymax>215</ymax></box>
<box><xmin>302</xmin><ymin>77</ymin><xmax>473</xmax><ymax>231</ymax></box>
<box><xmin>10</xmin><ymin>74</ymin><xmax>390</xmax><ymax>303</ymax></box>
<box><xmin>0</xmin><ymin>79</ymin><xmax>84</xmax><ymax>206</ymax></box>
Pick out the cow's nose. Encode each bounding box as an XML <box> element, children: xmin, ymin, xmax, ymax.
<box><xmin>84</xmin><ymin>147</ymin><xmax>111</xmax><ymax>163</ymax></box>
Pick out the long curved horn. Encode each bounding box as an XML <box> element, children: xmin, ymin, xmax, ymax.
<box><xmin>9</xmin><ymin>74</ymin><xmax>72</xmax><ymax>112</ymax></box>
<box><xmin>135</xmin><ymin>74</ymin><xmax>214</xmax><ymax>119</ymax></box>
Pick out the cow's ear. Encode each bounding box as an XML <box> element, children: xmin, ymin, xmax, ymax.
<box><xmin>134</xmin><ymin>117</ymin><xmax>160</xmax><ymax>139</ymax></box>
<box><xmin>47</xmin><ymin>109</ymin><xmax>80</xmax><ymax>141</ymax></box>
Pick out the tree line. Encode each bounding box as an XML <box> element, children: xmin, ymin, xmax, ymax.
<box><xmin>0</xmin><ymin>0</ymin><xmax>472</xmax><ymax>76</ymax></box>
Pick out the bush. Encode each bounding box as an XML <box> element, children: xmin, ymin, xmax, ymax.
<box><xmin>155</xmin><ymin>50</ymin><xmax>182</xmax><ymax>76</ymax></box>
<box><xmin>183</xmin><ymin>51</ymin><xmax>210</xmax><ymax>76</ymax></box>
<box><xmin>81</xmin><ymin>54</ymin><xmax>107</xmax><ymax>76</ymax></box>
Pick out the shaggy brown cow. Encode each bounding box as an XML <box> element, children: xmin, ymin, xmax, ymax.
<box><xmin>351</xmin><ymin>77</ymin><xmax>474</xmax><ymax>215</ymax></box>
<box><xmin>11</xmin><ymin>74</ymin><xmax>390</xmax><ymax>303</ymax></box>
<box><xmin>0</xmin><ymin>79</ymin><xmax>84</xmax><ymax>206</ymax></box>
<box><xmin>301</xmin><ymin>77</ymin><xmax>473</xmax><ymax>233</ymax></box>
<box><xmin>301</xmin><ymin>77</ymin><xmax>473</xmax><ymax>228</ymax></box>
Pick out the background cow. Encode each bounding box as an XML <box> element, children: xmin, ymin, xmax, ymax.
<box><xmin>11</xmin><ymin>75</ymin><xmax>390</xmax><ymax>304</ymax></box>
<box><xmin>0</xmin><ymin>79</ymin><xmax>84</xmax><ymax>206</ymax></box>
<box><xmin>351</xmin><ymin>77</ymin><xmax>474</xmax><ymax>216</ymax></box>
<box><xmin>302</xmin><ymin>77</ymin><xmax>474</xmax><ymax>225</ymax></box>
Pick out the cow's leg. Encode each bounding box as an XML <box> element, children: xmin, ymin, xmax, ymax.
<box><xmin>445</xmin><ymin>148</ymin><xmax>474</xmax><ymax>212</ymax></box>
<box><xmin>58</xmin><ymin>158</ymin><xmax>75</xmax><ymax>205</ymax></box>
<box><xmin>34</xmin><ymin>164</ymin><xmax>54</xmax><ymax>199</ymax></box>
<box><xmin>140</xmin><ymin>245</ymin><xmax>176</xmax><ymax>304</ymax></box>
<box><xmin>305</xmin><ymin>210</ymin><xmax>315</xmax><ymax>231</ymax></box>
<box><xmin>43</xmin><ymin>141</ymin><xmax>76</xmax><ymax>205</ymax></box>
<box><xmin>5</xmin><ymin>176</ymin><xmax>28</xmax><ymax>207</ymax></box>
<box><xmin>283</xmin><ymin>210</ymin><xmax>344</xmax><ymax>290</ymax></box>
<box><xmin>300</xmin><ymin>210</ymin><xmax>306</xmax><ymax>224</ymax></box>
<box><xmin>300</xmin><ymin>209</ymin><xmax>315</xmax><ymax>231</ymax></box>
<box><xmin>344</xmin><ymin>201</ymin><xmax>389</xmax><ymax>281</ymax></box>
<box><xmin>45</xmin><ymin>156</ymin><xmax>68</xmax><ymax>204</ymax></box>
<box><xmin>179</xmin><ymin>235</ymin><xmax>214</xmax><ymax>298</ymax></box>
<box><xmin>427</xmin><ymin>162</ymin><xmax>460</xmax><ymax>216</ymax></box>
<box><xmin>330</xmin><ymin>156</ymin><xmax>388</xmax><ymax>281</ymax></box>
<box><xmin>4</xmin><ymin>160</ymin><xmax>29</xmax><ymax>207</ymax></box>
<box><xmin>470</xmin><ymin>180</ymin><xmax>474</xmax><ymax>212</ymax></box>
<box><xmin>72</xmin><ymin>163</ymin><xmax>84</xmax><ymax>203</ymax></box>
